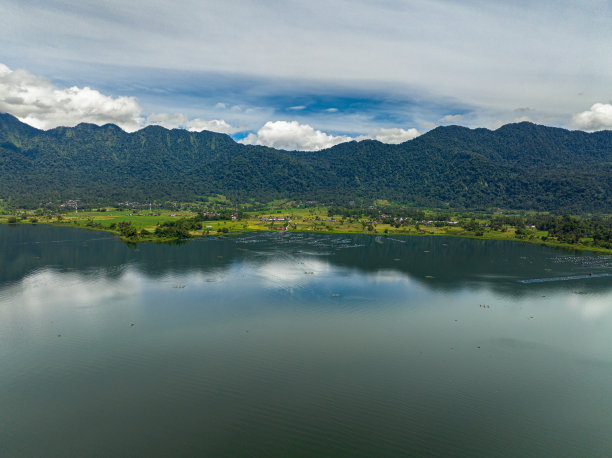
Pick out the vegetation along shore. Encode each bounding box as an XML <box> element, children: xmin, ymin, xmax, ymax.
<box><xmin>2</xmin><ymin>200</ymin><xmax>612</xmax><ymax>254</ymax></box>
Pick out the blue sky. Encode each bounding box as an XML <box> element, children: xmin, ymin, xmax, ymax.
<box><xmin>1</xmin><ymin>0</ymin><xmax>611</xmax><ymax>150</ymax></box>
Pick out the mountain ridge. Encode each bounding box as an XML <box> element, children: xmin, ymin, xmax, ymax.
<box><xmin>4</xmin><ymin>112</ymin><xmax>610</xmax><ymax>144</ymax></box>
<box><xmin>1</xmin><ymin>112</ymin><xmax>611</xmax><ymax>212</ymax></box>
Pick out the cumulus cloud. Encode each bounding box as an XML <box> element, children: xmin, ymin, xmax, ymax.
<box><xmin>238</xmin><ymin>120</ymin><xmax>352</xmax><ymax>151</ymax></box>
<box><xmin>0</xmin><ymin>63</ymin><xmax>238</xmax><ymax>134</ymax></box>
<box><xmin>187</xmin><ymin>118</ymin><xmax>238</xmax><ymax>133</ymax></box>
<box><xmin>438</xmin><ymin>114</ymin><xmax>463</xmax><ymax>123</ymax></box>
<box><xmin>0</xmin><ymin>63</ymin><xmax>143</xmax><ymax>131</ymax></box>
<box><xmin>145</xmin><ymin>112</ymin><xmax>238</xmax><ymax>133</ymax></box>
<box><xmin>239</xmin><ymin>120</ymin><xmax>419</xmax><ymax>151</ymax></box>
<box><xmin>572</xmin><ymin>103</ymin><xmax>612</xmax><ymax>131</ymax></box>
<box><xmin>367</xmin><ymin>127</ymin><xmax>419</xmax><ymax>144</ymax></box>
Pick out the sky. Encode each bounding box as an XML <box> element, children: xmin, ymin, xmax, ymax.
<box><xmin>1</xmin><ymin>0</ymin><xmax>611</xmax><ymax>150</ymax></box>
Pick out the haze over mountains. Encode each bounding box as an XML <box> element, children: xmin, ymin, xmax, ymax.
<box><xmin>1</xmin><ymin>112</ymin><xmax>611</xmax><ymax>212</ymax></box>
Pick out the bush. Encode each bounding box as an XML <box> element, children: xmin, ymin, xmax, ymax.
<box><xmin>7</xmin><ymin>216</ymin><xmax>17</xmax><ymax>224</ymax></box>
<box><xmin>515</xmin><ymin>227</ymin><xmax>527</xmax><ymax>238</ymax></box>
<box><xmin>118</xmin><ymin>221</ymin><xmax>138</xmax><ymax>238</ymax></box>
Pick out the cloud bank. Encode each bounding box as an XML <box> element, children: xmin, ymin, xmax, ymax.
<box><xmin>3</xmin><ymin>1</ymin><xmax>612</xmax><ymax>133</ymax></box>
<box><xmin>239</xmin><ymin>121</ymin><xmax>419</xmax><ymax>151</ymax></box>
<box><xmin>0</xmin><ymin>63</ymin><xmax>143</xmax><ymax>131</ymax></box>
<box><xmin>0</xmin><ymin>63</ymin><xmax>237</xmax><ymax>134</ymax></box>
<box><xmin>0</xmin><ymin>63</ymin><xmax>422</xmax><ymax>149</ymax></box>
<box><xmin>572</xmin><ymin>103</ymin><xmax>612</xmax><ymax>131</ymax></box>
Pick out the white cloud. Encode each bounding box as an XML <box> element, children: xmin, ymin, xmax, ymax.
<box><xmin>145</xmin><ymin>112</ymin><xmax>187</xmax><ymax>129</ymax></box>
<box><xmin>367</xmin><ymin>127</ymin><xmax>419</xmax><ymax>144</ymax></box>
<box><xmin>238</xmin><ymin>120</ymin><xmax>352</xmax><ymax>151</ymax></box>
<box><xmin>239</xmin><ymin>120</ymin><xmax>419</xmax><ymax>151</ymax></box>
<box><xmin>326</xmin><ymin>108</ymin><xmax>339</xmax><ymax>113</ymax></box>
<box><xmin>145</xmin><ymin>112</ymin><xmax>238</xmax><ymax>133</ymax></box>
<box><xmin>572</xmin><ymin>103</ymin><xmax>612</xmax><ymax>131</ymax></box>
<box><xmin>0</xmin><ymin>63</ymin><xmax>238</xmax><ymax>134</ymax></box>
<box><xmin>288</xmin><ymin>105</ymin><xmax>306</xmax><ymax>110</ymax></box>
<box><xmin>512</xmin><ymin>115</ymin><xmax>533</xmax><ymax>123</ymax></box>
<box><xmin>439</xmin><ymin>114</ymin><xmax>463</xmax><ymax>123</ymax></box>
<box><xmin>186</xmin><ymin>118</ymin><xmax>237</xmax><ymax>133</ymax></box>
<box><xmin>0</xmin><ymin>63</ymin><xmax>143</xmax><ymax>131</ymax></box>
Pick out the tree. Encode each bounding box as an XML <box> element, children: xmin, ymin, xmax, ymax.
<box><xmin>118</xmin><ymin>221</ymin><xmax>138</xmax><ymax>238</ymax></box>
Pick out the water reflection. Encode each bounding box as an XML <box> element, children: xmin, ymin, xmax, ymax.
<box><xmin>2</xmin><ymin>225</ymin><xmax>612</xmax><ymax>297</ymax></box>
<box><xmin>3</xmin><ymin>225</ymin><xmax>612</xmax><ymax>320</ymax></box>
<box><xmin>2</xmin><ymin>226</ymin><xmax>612</xmax><ymax>456</ymax></box>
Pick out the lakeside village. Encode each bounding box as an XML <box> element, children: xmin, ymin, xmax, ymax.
<box><xmin>3</xmin><ymin>197</ymin><xmax>612</xmax><ymax>253</ymax></box>
<box><xmin>257</xmin><ymin>215</ymin><xmax>461</xmax><ymax>231</ymax></box>
<box><xmin>54</xmin><ymin>205</ymin><xmax>462</xmax><ymax>233</ymax></box>
<box><xmin>53</xmin><ymin>199</ymin><xmax>462</xmax><ymax>231</ymax></box>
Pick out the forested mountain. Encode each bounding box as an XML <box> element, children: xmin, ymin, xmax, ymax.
<box><xmin>1</xmin><ymin>112</ymin><xmax>611</xmax><ymax>212</ymax></box>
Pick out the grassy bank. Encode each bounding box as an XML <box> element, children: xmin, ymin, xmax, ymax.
<box><xmin>0</xmin><ymin>206</ymin><xmax>609</xmax><ymax>254</ymax></box>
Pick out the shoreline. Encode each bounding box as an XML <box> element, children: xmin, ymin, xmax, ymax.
<box><xmin>2</xmin><ymin>219</ymin><xmax>608</xmax><ymax>255</ymax></box>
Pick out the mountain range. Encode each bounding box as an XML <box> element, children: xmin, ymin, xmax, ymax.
<box><xmin>1</xmin><ymin>112</ymin><xmax>611</xmax><ymax>212</ymax></box>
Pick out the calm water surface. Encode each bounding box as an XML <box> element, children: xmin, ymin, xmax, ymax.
<box><xmin>2</xmin><ymin>225</ymin><xmax>612</xmax><ymax>456</ymax></box>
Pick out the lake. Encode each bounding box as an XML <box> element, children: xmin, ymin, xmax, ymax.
<box><xmin>2</xmin><ymin>225</ymin><xmax>612</xmax><ymax>456</ymax></box>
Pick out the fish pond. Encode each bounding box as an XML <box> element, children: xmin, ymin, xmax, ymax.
<box><xmin>2</xmin><ymin>225</ymin><xmax>612</xmax><ymax>456</ymax></box>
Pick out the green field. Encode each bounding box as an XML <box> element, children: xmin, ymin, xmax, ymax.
<box><xmin>1</xmin><ymin>204</ymin><xmax>609</xmax><ymax>254</ymax></box>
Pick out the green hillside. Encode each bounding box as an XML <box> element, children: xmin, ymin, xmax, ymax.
<box><xmin>1</xmin><ymin>113</ymin><xmax>611</xmax><ymax>212</ymax></box>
